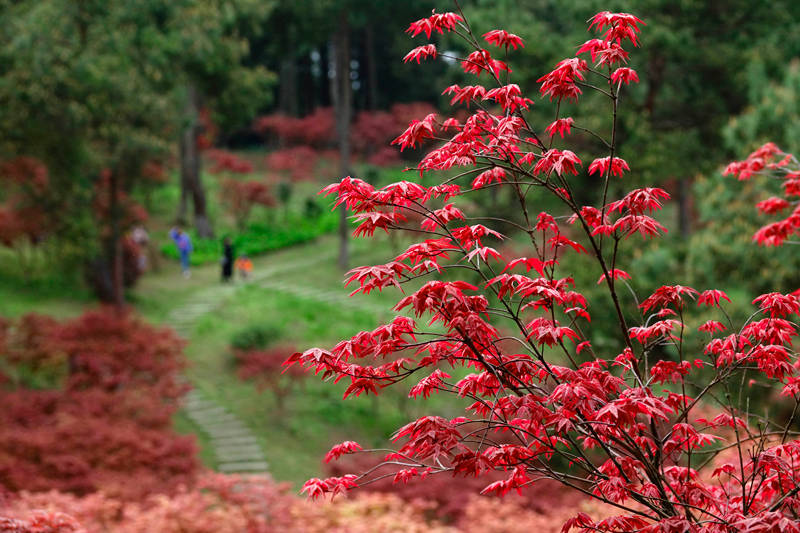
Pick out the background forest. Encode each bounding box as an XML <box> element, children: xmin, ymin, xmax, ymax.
<box><xmin>2</xmin><ymin>0</ymin><xmax>800</xmax><ymax>531</ymax></box>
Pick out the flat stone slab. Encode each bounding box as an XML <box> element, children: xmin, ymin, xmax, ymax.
<box><xmin>218</xmin><ymin>461</ymin><xmax>269</xmax><ymax>472</ymax></box>
<box><xmin>216</xmin><ymin>452</ymin><xmax>266</xmax><ymax>462</ymax></box>
<box><xmin>215</xmin><ymin>445</ymin><xmax>263</xmax><ymax>456</ymax></box>
<box><xmin>204</xmin><ymin>428</ymin><xmax>255</xmax><ymax>439</ymax></box>
<box><xmin>201</xmin><ymin>421</ymin><xmax>250</xmax><ymax>433</ymax></box>
<box><xmin>169</xmin><ymin>288</ymin><xmax>278</xmax><ymax>475</ymax></box>
<box><xmin>186</xmin><ymin>406</ymin><xmax>229</xmax><ymax>416</ymax></box>
<box><xmin>211</xmin><ymin>436</ymin><xmax>260</xmax><ymax>446</ymax></box>
<box><xmin>188</xmin><ymin>412</ymin><xmax>236</xmax><ymax>424</ymax></box>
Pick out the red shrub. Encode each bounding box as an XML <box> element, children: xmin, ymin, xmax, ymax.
<box><xmin>141</xmin><ymin>160</ymin><xmax>168</xmax><ymax>185</ymax></box>
<box><xmin>0</xmin><ymin>473</ymin><xmax>297</xmax><ymax>533</ymax></box>
<box><xmin>0</xmin><ymin>157</ymin><xmax>51</xmax><ymax>246</ymax></box>
<box><xmin>389</xmin><ymin>102</ymin><xmax>437</xmax><ymax>128</ymax></box>
<box><xmin>324</xmin><ymin>452</ymin><xmax>573</xmax><ymax>522</ymax></box>
<box><xmin>254</xmin><ymin>108</ymin><xmax>336</xmax><ymax>148</ymax></box>
<box><xmin>265</xmin><ymin>146</ymin><xmax>319</xmax><ymax>181</ymax></box>
<box><xmin>366</xmin><ymin>147</ymin><xmax>401</xmax><ymax>167</ymax></box>
<box><xmin>351</xmin><ymin>111</ymin><xmax>399</xmax><ymax>155</ymax></box>
<box><xmin>0</xmin><ymin>310</ymin><xmax>196</xmax><ymax>500</ymax></box>
<box><xmin>54</xmin><ymin>310</ymin><xmax>187</xmax><ymax>395</ymax></box>
<box><xmin>234</xmin><ymin>345</ymin><xmax>304</xmax><ymax>407</ymax></box>
<box><xmin>0</xmin><ymin>157</ymin><xmax>49</xmax><ymax>193</ymax></box>
<box><xmin>206</xmin><ymin>149</ymin><xmax>255</xmax><ymax>174</ymax></box>
<box><xmin>255</xmin><ymin>102</ymin><xmax>438</xmax><ymax>172</ymax></box>
<box><xmin>220</xmin><ymin>179</ymin><xmax>276</xmax><ymax>229</ymax></box>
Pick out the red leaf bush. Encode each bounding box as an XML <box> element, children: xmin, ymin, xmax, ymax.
<box><xmin>324</xmin><ymin>451</ymin><xmax>576</xmax><ymax>522</ymax></box>
<box><xmin>0</xmin><ymin>473</ymin><xmax>296</xmax><ymax>533</ymax></box>
<box><xmin>264</xmin><ymin>146</ymin><xmax>320</xmax><ymax>182</ymax></box>
<box><xmin>206</xmin><ymin>149</ymin><xmax>255</xmax><ymax>174</ymax></box>
<box><xmin>287</xmin><ymin>6</ymin><xmax>800</xmax><ymax>532</ymax></box>
<box><xmin>234</xmin><ymin>345</ymin><xmax>305</xmax><ymax>407</ymax></box>
<box><xmin>0</xmin><ymin>473</ymin><xmax>619</xmax><ymax>533</ymax></box>
<box><xmin>254</xmin><ymin>108</ymin><xmax>336</xmax><ymax>148</ymax></box>
<box><xmin>220</xmin><ymin>179</ymin><xmax>276</xmax><ymax>229</ymax></box>
<box><xmin>255</xmin><ymin>102</ymin><xmax>439</xmax><ymax>173</ymax></box>
<box><xmin>0</xmin><ymin>310</ymin><xmax>196</xmax><ymax>500</ymax></box>
<box><xmin>0</xmin><ymin>157</ymin><xmax>51</xmax><ymax>246</ymax></box>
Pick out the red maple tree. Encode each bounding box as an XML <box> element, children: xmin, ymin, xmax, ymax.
<box><xmin>288</xmin><ymin>6</ymin><xmax>800</xmax><ymax>532</ymax></box>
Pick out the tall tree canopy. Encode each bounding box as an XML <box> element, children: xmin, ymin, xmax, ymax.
<box><xmin>0</xmin><ymin>0</ymin><xmax>276</xmax><ymax>301</ymax></box>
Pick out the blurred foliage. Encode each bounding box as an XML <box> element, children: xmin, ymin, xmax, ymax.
<box><xmin>230</xmin><ymin>322</ymin><xmax>284</xmax><ymax>351</ymax></box>
<box><xmin>687</xmin><ymin>175</ymin><xmax>800</xmax><ymax>295</ymax></box>
<box><xmin>725</xmin><ymin>59</ymin><xmax>800</xmax><ymax>155</ymax></box>
<box><xmin>0</xmin><ymin>0</ymin><xmax>277</xmax><ymax>295</ymax></box>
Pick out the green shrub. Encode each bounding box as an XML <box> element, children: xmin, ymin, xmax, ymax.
<box><xmin>161</xmin><ymin>197</ymin><xmax>339</xmax><ymax>265</ymax></box>
<box><xmin>230</xmin><ymin>322</ymin><xmax>283</xmax><ymax>351</ymax></box>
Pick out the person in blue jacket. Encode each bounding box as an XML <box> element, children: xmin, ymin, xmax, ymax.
<box><xmin>169</xmin><ymin>227</ymin><xmax>193</xmax><ymax>278</ymax></box>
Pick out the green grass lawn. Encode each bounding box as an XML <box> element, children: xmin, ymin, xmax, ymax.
<box><xmin>0</xmin><ymin>248</ymin><xmax>91</xmax><ymax>319</ymax></box>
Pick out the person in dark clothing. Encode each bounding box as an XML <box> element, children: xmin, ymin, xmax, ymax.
<box><xmin>221</xmin><ymin>237</ymin><xmax>234</xmax><ymax>282</ymax></box>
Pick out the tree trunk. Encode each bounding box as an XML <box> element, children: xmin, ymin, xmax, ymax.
<box><xmin>279</xmin><ymin>57</ymin><xmax>299</xmax><ymax>115</ymax></box>
<box><xmin>177</xmin><ymin>146</ymin><xmax>189</xmax><ymax>226</ymax></box>
<box><xmin>178</xmin><ymin>84</ymin><xmax>213</xmax><ymax>238</ymax></box>
<box><xmin>319</xmin><ymin>44</ymin><xmax>331</xmax><ymax>107</ymax></box>
<box><xmin>677</xmin><ymin>177</ymin><xmax>692</xmax><ymax>238</ymax></box>
<box><xmin>645</xmin><ymin>53</ymin><xmax>666</xmax><ymax>116</ymax></box>
<box><xmin>331</xmin><ymin>13</ymin><xmax>352</xmax><ymax>271</ymax></box>
<box><xmin>109</xmin><ymin>170</ymin><xmax>124</xmax><ymax>308</ymax></box>
<box><xmin>298</xmin><ymin>53</ymin><xmax>314</xmax><ymax>116</ymax></box>
<box><xmin>365</xmin><ymin>24</ymin><xmax>378</xmax><ymax>110</ymax></box>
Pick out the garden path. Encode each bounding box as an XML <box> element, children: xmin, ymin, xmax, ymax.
<box><xmin>165</xmin><ymin>247</ymin><xmax>388</xmax><ymax>473</ymax></box>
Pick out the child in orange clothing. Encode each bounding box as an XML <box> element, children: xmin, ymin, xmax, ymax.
<box><xmin>235</xmin><ymin>255</ymin><xmax>253</xmax><ymax>280</ymax></box>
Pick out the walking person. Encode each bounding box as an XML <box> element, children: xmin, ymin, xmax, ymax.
<box><xmin>235</xmin><ymin>254</ymin><xmax>253</xmax><ymax>280</ymax></box>
<box><xmin>131</xmin><ymin>225</ymin><xmax>150</xmax><ymax>272</ymax></box>
<box><xmin>221</xmin><ymin>236</ymin><xmax>234</xmax><ymax>282</ymax></box>
<box><xmin>169</xmin><ymin>227</ymin><xmax>193</xmax><ymax>278</ymax></box>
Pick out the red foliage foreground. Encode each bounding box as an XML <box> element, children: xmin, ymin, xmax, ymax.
<box><xmin>0</xmin><ymin>310</ymin><xmax>196</xmax><ymax>501</ymax></box>
<box><xmin>0</xmin><ymin>472</ymin><xmax>617</xmax><ymax>533</ymax></box>
<box><xmin>284</xmin><ymin>5</ymin><xmax>800</xmax><ymax>533</ymax></box>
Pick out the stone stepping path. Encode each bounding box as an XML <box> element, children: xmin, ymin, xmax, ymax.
<box><xmin>166</xmin><ymin>250</ymin><xmax>342</xmax><ymax>474</ymax></box>
<box><xmin>257</xmin><ymin>278</ymin><xmax>390</xmax><ymax>315</ymax></box>
<box><xmin>166</xmin><ymin>246</ymin><xmax>398</xmax><ymax>474</ymax></box>
<box><xmin>181</xmin><ymin>388</ymin><xmax>268</xmax><ymax>473</ymax></box>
